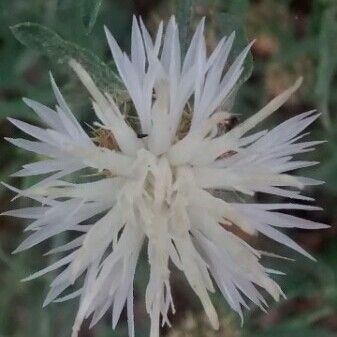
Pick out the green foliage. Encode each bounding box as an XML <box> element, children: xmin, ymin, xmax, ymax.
<box><xmin>81</xmin><ymin>0</ymin><xmax>104</xmax><ymax>34</ymax></box>
<box><xmin>215</xmin><ymin>12</ymin><xmax>253</xmax><ymax>86</ymax></box>
<box><xmin>11</xmin><ymin>22</ymin><xmax>120</xmax><ymax>94</ymax></box>
<box><xmin>0</xmin><ymin>238</ymin><xmax>77</xmax><ymax>337</ymax></box>
<box><xmin>315</xmin><ymin>2</ymin><xmax>337</xmax><ymax>131</ymax></box>
<box><xmin>243</xmin><ymin>326</ymin><xmax>334</xmax><ymax>337</ymax></box>
<box><xmin>176</xmin><ymin>0</ymin><xmax>193</xmax><ymax>53</ymax></box>
<box><xmin>212</xmin><ymin>10</ymin><xmax>253</xmax><ymax>111</ymax></box>
<box><xmin>221</xmin><ymin>0</ymin><xmax>250</xmax><ymax>20</ymax></box>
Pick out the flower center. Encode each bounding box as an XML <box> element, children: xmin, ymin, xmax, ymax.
<box><xmin>115</xmin><ymin>148</ymin><xmax>193</xmax><ymax>240</ymax></box>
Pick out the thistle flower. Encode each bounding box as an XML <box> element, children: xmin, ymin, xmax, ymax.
<box><xmin>4</xmin><ymin>16</ymin><xmax>327</xmax><ymax>337</ymax></box>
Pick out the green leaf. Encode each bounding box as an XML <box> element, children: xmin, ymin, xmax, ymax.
<box><xmin>215</xmin><ymin>12</ymin><xmax>253</xmax><ymax>86</ymax></box>
<box><xmin>81</xmin><ymin>0</ymin><xmax>104</xmax><ymax>34</ymax></box>
<box><xmin>315</xmin><ymin>3</ymin><xmax>337</xmax><ymax>131</ymax></box>
<box><xmin>228</xmin><ymin>0</ymin><xmax>250</xmax><ymax>20</ymax></box>
<box><xmin>175</xmin><ymin>0</ymin><xmax>193</xmax><ymax>54</ymax></box>
<box><xmin>243</xmin><ymin>326</ymin><xmax>334</xmax><ymax>337</ymax></box>
<box><xmin>11</xmin><ymin>22</ymin><xmax>120</xmax><ymax>94</ymax></box>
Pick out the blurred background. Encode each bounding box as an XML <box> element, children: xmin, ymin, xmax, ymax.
<box><xmin>0</xmin><ymin>0</ymin><xmax>337</xmax><ymax>336</ymax></box>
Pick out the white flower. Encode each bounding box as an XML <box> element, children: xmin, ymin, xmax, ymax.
<box><xmin>4</xmin><ymin>16</ymin><xmax>327</xmax><ymax>337</ymax></box>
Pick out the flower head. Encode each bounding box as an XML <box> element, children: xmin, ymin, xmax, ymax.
<box><xmin>4</xmin><ymin>16</ymin><xmax>327</xmax><ymax>337</ymax></box>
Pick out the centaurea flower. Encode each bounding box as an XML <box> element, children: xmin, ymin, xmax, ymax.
<box><xmin>4</xmin><ymin>16</ymin><xmax>327</xmax><ymax>337</ymax></box>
